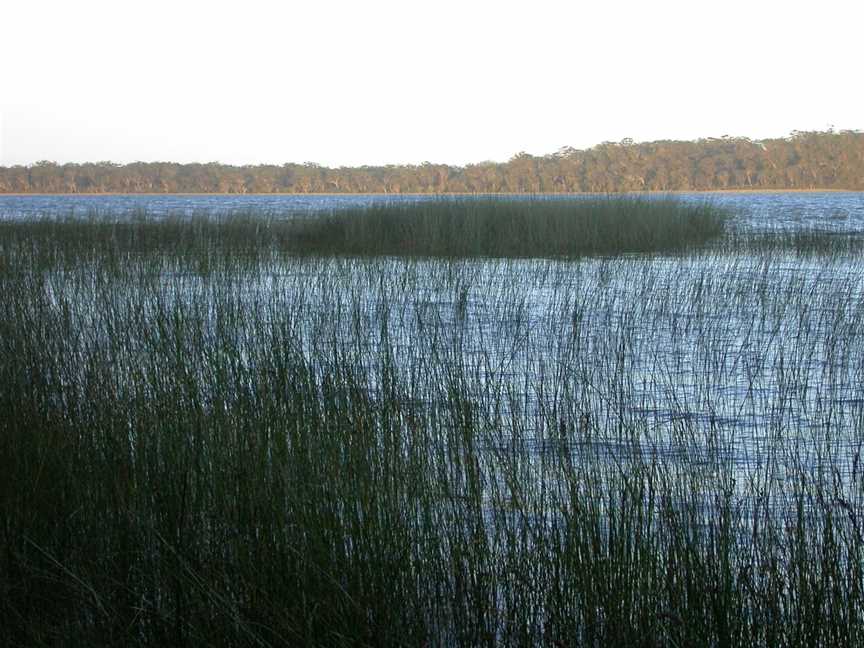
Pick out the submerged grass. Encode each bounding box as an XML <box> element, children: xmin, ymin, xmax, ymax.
<box><xmin>2</xmin><ymin>198</ymin><xmax>864</xmax><ymax>646</ymax></box>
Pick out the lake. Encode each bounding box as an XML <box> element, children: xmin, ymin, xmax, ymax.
<box><xmin>2</xmin><ymin>191</ymin><xmax>864</xmax><ymax>233</ymax></box>
<box><xmin>4</xmin><ymin>191</ymin><xmax>864</xmax><ymax>643</ymax></box>
<box><xmin>5</xmin><ymin>192</ymin><xmax>863</xmax><ymax>490</ymax></box>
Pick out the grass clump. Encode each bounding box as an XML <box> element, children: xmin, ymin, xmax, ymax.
<box><xmin>0</xmin><ymin>196</ymin><xmax>730</xmax><ymax>264</ymax></box>
<box><xmin>288</xmin><ymin>196</ymin><xmax>730</xmax><ymax>257</ymax></box>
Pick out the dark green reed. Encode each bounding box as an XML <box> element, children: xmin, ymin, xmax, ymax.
<box><xmin>0</xmin><ymin>196</ymin><xmax>730</xmax><ymax>264</ymax></box>
<box><xmin>285</xmin><ymin>197</ymin><xmax>729</xmax><ymax>257</ymax></box>
<box><xmin>1</xmin><ymin>199</ymin><xmax>863</xmax><ymax>646</ymax></box>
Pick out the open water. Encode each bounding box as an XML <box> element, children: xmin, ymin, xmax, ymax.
<box><xmin>1</xmin><ymin>191</ymin><xmax>864</xmax><ymax>233</ymax></box>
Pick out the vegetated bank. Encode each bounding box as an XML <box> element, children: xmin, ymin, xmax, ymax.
<box><xmin>2</xmin><ymin>197</ymin><xmax>864</xmax><ymax>646</ymax></box>
<box><xmin>1</xmin><ymin>129</ymin><xmax>861</xmax><ymax>193</ymax></box>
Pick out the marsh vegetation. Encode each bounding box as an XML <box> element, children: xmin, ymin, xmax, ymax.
<box><xmin>2</xmin><ymin>198</ymin><xmax>864</xmax><ymax>646</ymax></box>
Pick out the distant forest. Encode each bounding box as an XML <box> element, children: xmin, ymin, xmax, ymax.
<box><xmin>2</xmin><ymin>130</ymin><xmax>862</xmax><ymax>194</ymax></box>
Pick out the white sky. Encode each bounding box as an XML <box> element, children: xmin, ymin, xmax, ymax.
<box><xmin>1</xmin><ymin>0</ymin><xmax>862</xmax><ymax>167</ymax></box>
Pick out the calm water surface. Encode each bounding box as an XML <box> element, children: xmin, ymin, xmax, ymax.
<box><xmin>2</xmin><ymin>191</ymin><xmax>864</xmax><ymax>232</ymax></box>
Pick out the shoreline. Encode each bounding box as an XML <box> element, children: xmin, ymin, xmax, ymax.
<box><xmin>0</xmin><ymin>189</ymin><xmax>859</xmax><ymax>197</ymax></box>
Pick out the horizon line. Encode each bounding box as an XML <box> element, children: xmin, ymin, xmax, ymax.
<box><xmin>3</xmin><ymin>128</ymin><xmax>861</xmax><ymax>170</ymax></box>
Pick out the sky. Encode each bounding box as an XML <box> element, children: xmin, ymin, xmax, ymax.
<box><xmin>1</xmin><ymin>0</ymin><xmax>862</xmax><ymax>168</ymax></box>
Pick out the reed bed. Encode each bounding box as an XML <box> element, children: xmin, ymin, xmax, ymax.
<box><xmin>0</xmin><ymin>196</ymin><xmax>730</xmax><ymax>265</ymax></box>
<box><xmin>2</xmin><ymin>200</ymin><xmax>864</xmax><ymax>646</ymax></box>
<box><xmin>720</xmin><ymin>226</ymin><xmax>864</xmax><ymax>257</ymax></box>
<box><xmin>283</xmin><ymin>197</ymin><xmax>729</xmax><ymax>257</ymax></box>
<box><xmin>4</xmin><ymin>199</ymin><xmax>860</xmax><ymax>269</ymax></box>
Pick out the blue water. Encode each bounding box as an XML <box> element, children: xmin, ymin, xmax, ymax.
<box><xmin>6</xmin><ymin>190</ymin><xmax>864</xmax><ymax>508</ymax></box>
<box><xmin>1</xmin><ymin>192</ymin><xmax>863</xmax><ymax>233</ymax></box>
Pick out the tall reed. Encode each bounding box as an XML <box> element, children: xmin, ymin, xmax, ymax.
<box><xmin>1</xmin><ymin>202</ymin><xmax>863</xmax><ymax>646</ymax></box>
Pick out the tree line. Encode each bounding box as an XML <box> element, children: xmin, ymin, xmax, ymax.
<box><xmin>1</xmin><ymin>130</ymin><xmax>862</xmax><ymax>194</ymax></box>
